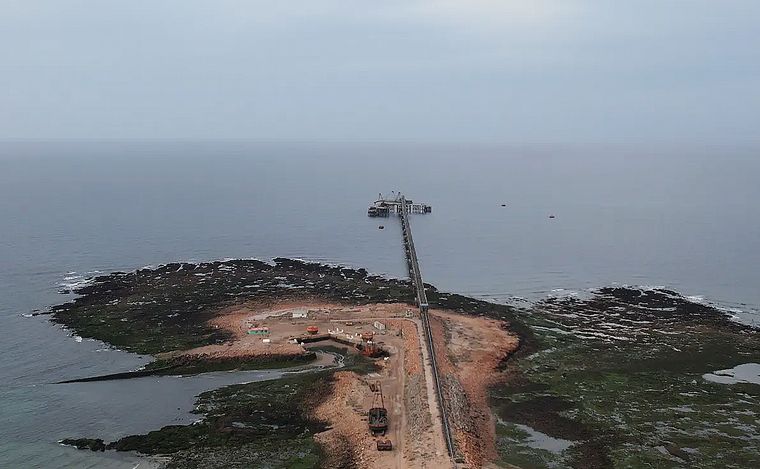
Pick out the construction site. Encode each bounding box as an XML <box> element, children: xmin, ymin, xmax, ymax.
<box><xmin>158</xmin><ymin>193</ymin><xmax>520</xmax><ymax>468</ymax></box>
<box><xmin>169</xmin><ymin>295</ymin><xmax>520</xmax><ymax>468</ymax></box>
<box><xmin>167</xmin><ymin>300</ymin><xmax>448</xmax><ymax>466</ymax></box>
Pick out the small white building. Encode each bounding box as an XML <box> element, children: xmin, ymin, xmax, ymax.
<box><xmin>373</xmin><ymin>321</ymin><xmax>386</xmax><ymax>331</ymax></box>
<box><xmin>291</xmin><ymin>308</ymin><xmax>308</xmax><ymax>319</ymax></box>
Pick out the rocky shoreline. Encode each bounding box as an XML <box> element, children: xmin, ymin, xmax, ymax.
<box><xmin>48</xmin><ymin>258</ymin><xmax>416</xmax><ymax>356</ymax></box>
<box><xmin>493</xmin><ymin>287</ymin><xmax>760</xmax><ymax>468</ymax></box>
<box><xmin>51</xmin><ymin>259</ymin><xmax>525</xmax><ymax>468</ymax></box>
<box><xmin>49</xmin><ymin>259</ymin><xmax>759</xmax><ymax>468</ymax></box>
<box><xmin>62</xmin><ymin>370</ymin><xmax>335</xmax><ymax>467</ymax></box>
<box><xmin>48</xmin><ymin>257</ymin><xmax>529</xmax><ymax>380</ymax></box>
<box><xmin>60</xmin><ymin>346</ymin><xmax>381</xmax><ymax>468</ymax></box>
<box><xmin>58</xmin><ymin>352</ymin><xmax>318</xmax><ymax>383</ymax></box>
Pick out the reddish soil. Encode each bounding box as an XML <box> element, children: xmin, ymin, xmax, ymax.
<box><xmin>429</xmin><ymin>309</ymin><xmax>520</xmax><ymax>467</ymax></box>
<box><xmin>169</xmin><ymin>299</ymin><xmax>518</xmax><ymax>468</ymax></box>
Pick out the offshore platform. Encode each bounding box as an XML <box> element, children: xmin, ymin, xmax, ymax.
<box><xmin>367</xmin><ymin>192</ymin><xmax>431</xmax><ymax>217</ymax></box>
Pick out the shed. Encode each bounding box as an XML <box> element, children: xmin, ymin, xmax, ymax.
<box><xmin>291</xmin><ymin>309</ymin><xmax>308</xmax><ymax>319</ymax></box>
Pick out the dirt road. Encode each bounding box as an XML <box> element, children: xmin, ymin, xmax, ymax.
<box><xmin>189</xmin><ymin>300</ymin><xmax>516</xmax><ymax>468</ymax></box>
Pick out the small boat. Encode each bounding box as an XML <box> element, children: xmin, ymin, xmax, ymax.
<box><xmin>549</xmin><ymin>215</ymin><xmax>556</xmax><ymax>219</ymax></box>
<box><xmin>378</xmin><ymin>225</ymin><xmax>384</xmax><ymax>229</ymax></box>
<box><xmin>501</xmin><ymin>204</ymin><xmax>506</xmax><ymax>207</ymax></box>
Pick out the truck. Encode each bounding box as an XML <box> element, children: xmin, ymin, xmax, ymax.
<box><xmin>368</xmin><ymin>381</ymin><xmax>388</xmax><ymax>435</ymax></box>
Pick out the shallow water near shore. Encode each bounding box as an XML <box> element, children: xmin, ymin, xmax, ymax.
<box><xmin>1</xmin><ymin>141</ymin><xmax>759</xmax><ymax>467</ymax></box>
<box><xmin>703</xmin><ymin>363</ymin><xmax>760</xmax><ymax>385</ymax></box>
<box><xmin>1</xmin><ymin>353</ymin><xmax>337</xmax><ymax>468</ymax></box>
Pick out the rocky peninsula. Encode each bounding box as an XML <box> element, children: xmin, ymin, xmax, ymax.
<box><xmin>51</xmin><ymin>259</ymin><xmax>523</xmax><ymax>468</ymax></box>
<box><xmin>49</xmin><ymin>259</ymin><xmax>760</xmax><ymax>468</ymax></box>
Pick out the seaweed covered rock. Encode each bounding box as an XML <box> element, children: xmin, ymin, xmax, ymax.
<box><xmin>49</xmin><ymin>259</ymin><xmax>417</xmax><ymax>355</ymax></box>
<box><xmin>494</xmin><ymin>287</ymin><xmax>760</xmax><ymax>469</ymax></box>
<box><xmin>60</xmin><ymin>438</ymin><xmax>106</xmax><ymax>452</ymax></box>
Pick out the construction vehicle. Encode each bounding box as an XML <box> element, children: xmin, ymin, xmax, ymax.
<box><xmin>368</xmin><ymin>381</ymin><xmax>388</xmax><ymax>435</ymax></box>
<box><xmin>358</xmin><ymin>330</ymin><xmax>383</xmax><ymax>358</ymax></box>
<box><xmin>376</xmin><ymin>439</ymin><xmax>393</xmax><ymax>451</ymax></box>
<box><xmin>361</xmin><ymin>340</ymin><xmax>383</xmax><ymax>358</ymax></box>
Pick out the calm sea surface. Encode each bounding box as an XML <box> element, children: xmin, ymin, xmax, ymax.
<box><xmin>1</xmin><ymin>141</ymin><xmax>759</xmax><ymax>467</ymax></box>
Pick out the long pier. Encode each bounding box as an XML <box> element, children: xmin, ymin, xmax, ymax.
<box><xmin>399</xmin><ymin>196</ymin><xmax>456</xmax><ymax>460</ymax></box>
<box><xmin>400</xmin><ymin>197</ymin><xmax>429</xmax><ymax>312</ymax></box>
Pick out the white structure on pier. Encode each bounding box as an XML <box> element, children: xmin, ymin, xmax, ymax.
<box><xmin>368</xmin><ymin>192</ymin><xmax>431</xmax><ymax>217</ymax></box>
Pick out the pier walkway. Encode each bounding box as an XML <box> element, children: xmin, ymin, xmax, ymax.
<box><xmin>399</xmin><ymin>197</ymin><xmax>456</xmax><ymax>461</ymax></box>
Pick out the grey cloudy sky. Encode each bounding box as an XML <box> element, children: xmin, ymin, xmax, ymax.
<box><xmin>1</xmin><ymin>1</ymin><xmax>759</xmax><ymax>143</ymax></box>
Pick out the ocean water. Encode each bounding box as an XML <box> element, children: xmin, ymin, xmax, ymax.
<box><xmin>1</xmin><ymin>141</ymin><xmax>759</xmax><ymax>467</ymax></box>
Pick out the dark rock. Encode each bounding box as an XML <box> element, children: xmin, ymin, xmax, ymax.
<box><xmin>60</xmin><ymin>438</ymin><xmax>106</xmax><ymax>452</ymax></box>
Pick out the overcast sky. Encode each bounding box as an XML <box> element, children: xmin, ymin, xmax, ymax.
<box><xmin>1</xmin><ymin>1</ymin><xmax>759</xmax><ymax>143</ymax></box>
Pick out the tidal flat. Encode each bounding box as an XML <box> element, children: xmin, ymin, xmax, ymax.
<box><xmin>493</xmin><ymin>287</ymin><xmax>760</xmax><ymax>468</ymax></box>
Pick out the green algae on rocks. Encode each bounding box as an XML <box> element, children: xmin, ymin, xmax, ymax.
<box><xmin>65</xmin><ymin>371</ymin><xmax>330</xmax><ymax>468</ymax></box>
<box><xmin>62</xmin><ymin>343</ymin><xmax>380</xmax><ymax>468</ymax></box>
<box><xmin>48</xmin><ymin>258</ymin><xmax>417</xmax><ymax>355</ymax></box>
<box><xmin>142</xmin><ymin>352</ymin><xmax>319</xmax><ymax>375</ymax></box>
<box><xmin>493</xmin><ymin>287</ymin><xmax>760</xmax><ymax>469</ymax></box>
<box><xmin>47</xmin><ymin>257</ymin><xmax>528</xmax><ymax>358</ymax></box>
<box><xmin>55</xmin><ymin>258</ymin><xmax>760</xmax><ymax>467</ymax></box>
<box><xmin>49</xmin><ymin>258</ymin><xmax>527</xmax><ymax>466</ymax></box>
